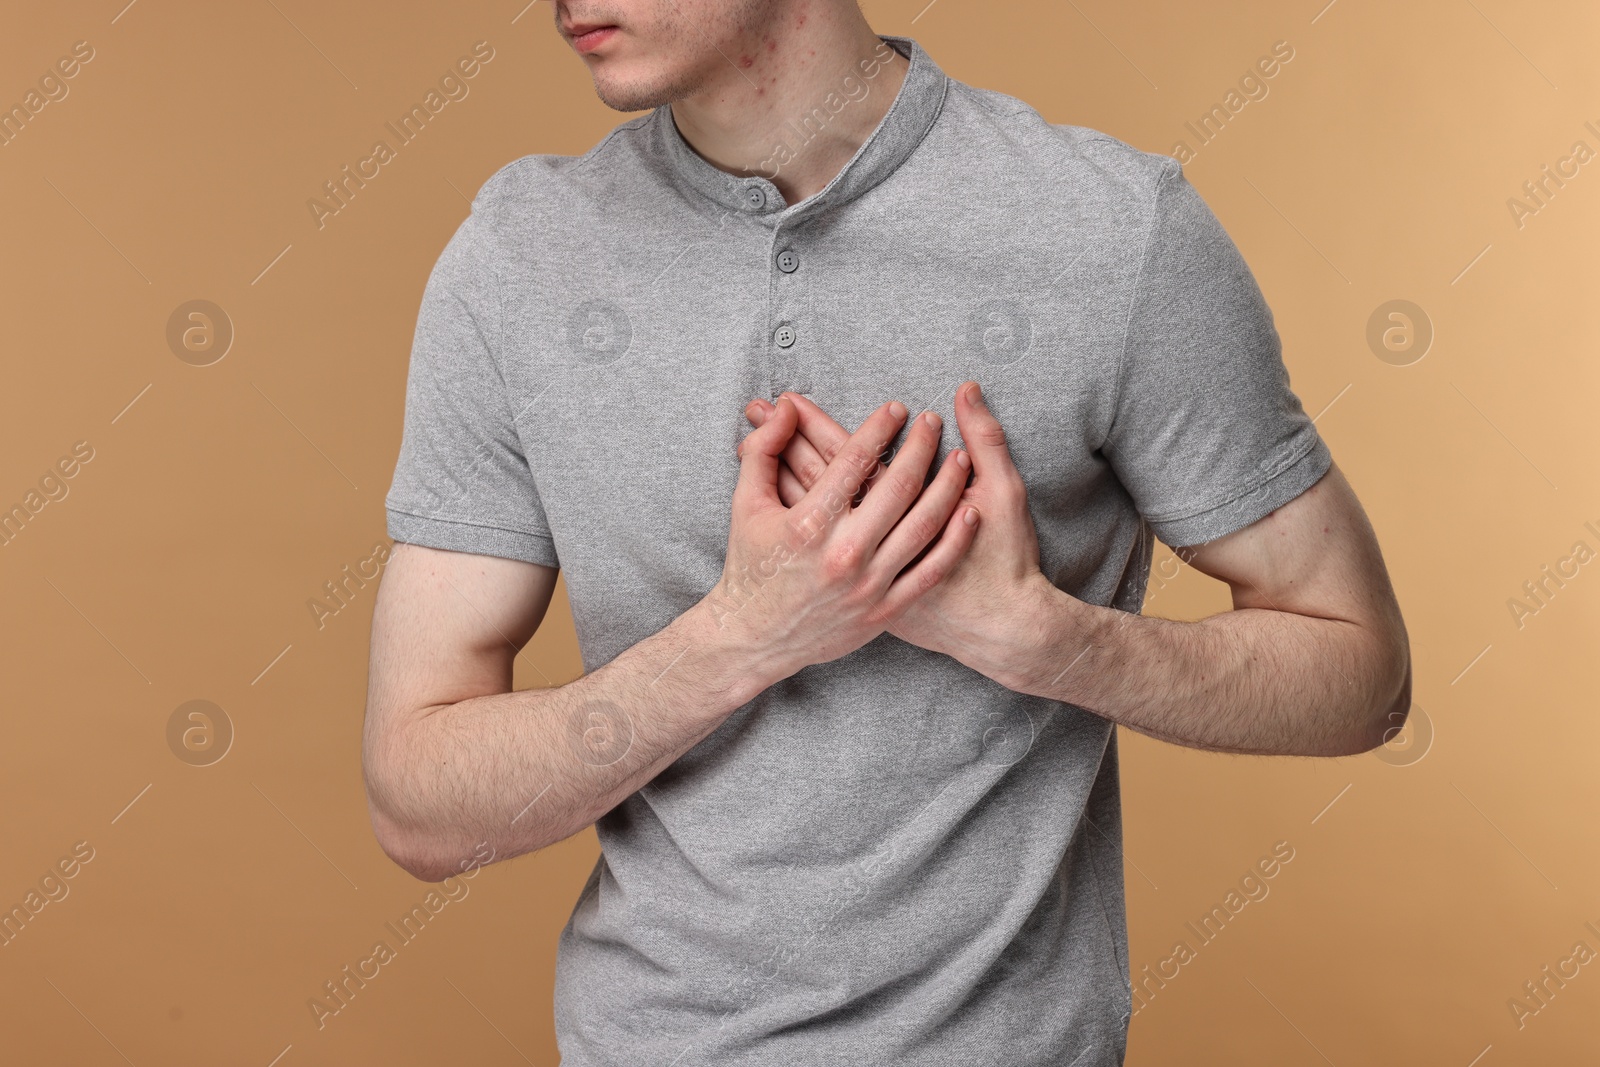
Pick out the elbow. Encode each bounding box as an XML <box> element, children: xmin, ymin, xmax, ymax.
<box><xmin>364</xmin><ymin>760</ymin><xmax>499</xmax><ymax>884</ymax></box>
<box><xmin>372</xmin><ymin>813</ymin><xmax>507</xmax><ymax>883</ymax></box>
<box><xmin>376</xmin><ymin>832</ymin><xmax>455</xmax><ymax>884</ymax></box>
<box><xmin>368</xmin><ymin>797</ymin><xmax>458</xmax><ymax>883</ymax></box>
<box><xmin>363</xmin><ymin>749</ymin><xmax>440</xmax><ymax>881</ymax></box>
<box><xmin>1345</xmin><ymin>631</ymin><xmax>1414</xmax><ymax>757</ymax></box>
<box><xmin>398</xmin><ymin>857</ymin><xmax>464</xmax><ymax>885</ymax></box>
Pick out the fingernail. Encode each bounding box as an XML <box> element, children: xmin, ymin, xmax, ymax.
<box><xmin>888</xmin><ymin>401</ymin><xmax>907</xmax><ymax>419</ymax></box>
<box><xmin>922</xmin><ymin>410</ymin><xmax>941</xmax><ymax>429</ymax></box>
<box><xmin>953</xmin><ymin>450</ymin><xmax>969</xmax><ymax>469</ymax></box>
<box><xmin>963</xmin><ymin>506</ymin><xmax>978</xmax><ymax>526</ymax></box>
<box><xmin>967</xmin><ymin>383</ymin><xmax>985</xmax><ymax>407</ymax></box>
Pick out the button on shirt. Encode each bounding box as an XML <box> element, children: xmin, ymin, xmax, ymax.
<box><xmin>385</xmin><ymin>33</ymin><xmax>1332</xmax><ymax>1067</ymax></box>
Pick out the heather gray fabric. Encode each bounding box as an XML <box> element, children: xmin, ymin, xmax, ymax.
<box><xmin>385</xmin><ymin>33</ymin><xmax>1331</xmax><ymax>1067</ymax></box>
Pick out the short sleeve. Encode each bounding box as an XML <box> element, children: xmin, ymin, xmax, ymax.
<box><xmin>384</xmin><ymin>188</ymin><xmax>559</xmax><ymax>569</ymax></box>
<box><xmin>1101</xmin><ymin>158</ymin><xmax>1332</xmax><ymax>549</ymax></box>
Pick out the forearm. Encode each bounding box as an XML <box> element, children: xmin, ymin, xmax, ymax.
<box><xmin>366</xmin><ymin>597</ymin><xmax>785</xmax><ymax>879</ymax></box>
<box><xmin>1006</xmin><ymin>579</ymin><xmax>1405</xmax><ymax>757</ymax></box>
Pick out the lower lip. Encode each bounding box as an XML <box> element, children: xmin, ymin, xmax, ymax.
<box><xmin>574</xmin><ymin>26</ymin><xmax>618</xmax><ymax>53</ymax></box>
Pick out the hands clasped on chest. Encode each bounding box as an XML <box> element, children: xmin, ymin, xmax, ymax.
<box><xmin>711</xmin><ymin>379</ymin><xmax>1059</xmax><ymax>689</ymax></box>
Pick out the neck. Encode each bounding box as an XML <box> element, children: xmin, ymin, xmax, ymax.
<box><xmin>669</xmin><ymin>14</ymin><xmax>907</xmax><ymax>207</ymax></box>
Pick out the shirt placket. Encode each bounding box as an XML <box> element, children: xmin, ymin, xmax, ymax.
<box><xmin>766</xmin><ymin>221</ymin><xmax>811</xmax><ymax>399</ymax></box>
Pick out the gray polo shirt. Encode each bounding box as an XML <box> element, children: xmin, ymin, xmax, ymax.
<box><xmin>385</xmin><ymin>32</ymin><xmax>1331</xmax><ymax>1067</ymax></box>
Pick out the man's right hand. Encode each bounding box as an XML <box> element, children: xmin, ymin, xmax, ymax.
<box><xmin>704</xmin><ymin>396</ymin><xmax>980</xmax><ymax>679</ymax></box>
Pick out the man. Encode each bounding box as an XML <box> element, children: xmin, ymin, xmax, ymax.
<box><xmin>362</xmin><ymin>2</ymin><xmax>1412</xmax><ymax>1064</ymax></box>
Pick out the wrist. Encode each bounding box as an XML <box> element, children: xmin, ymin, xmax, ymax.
<box><xmin>682</xmin><ymin>590</ymin><xmax>794</xmax><ymax>708</ymax></box>
<box><xmin>1001</xmin><ymin>573</ymin><xmax>1098</xmax><ymax>699</ymax></box>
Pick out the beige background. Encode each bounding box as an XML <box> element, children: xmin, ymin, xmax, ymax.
<box><xmin>2</xmin><ymin>1</ymin><xmax>1596</xmax><ymax>1063</ymax></box>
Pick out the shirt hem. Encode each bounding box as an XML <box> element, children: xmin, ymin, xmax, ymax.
<box><xmin>1144</xmin><ymin>434</ymin><xmax>1333</xmax><ymax>549</ymax></box>
<box><xmin>386</xmin><ymin>507</ymin><xmax>559</xmax><ymax>568</ymax></box>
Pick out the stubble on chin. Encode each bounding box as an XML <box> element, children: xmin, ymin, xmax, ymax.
<box><xmin>591</xmin><ymin>67</ymin><xmax>700</xmax><ymax>113</ymax></box>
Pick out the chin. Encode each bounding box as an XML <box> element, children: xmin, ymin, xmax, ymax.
<box><xmin>592</xmin><ymin>80</ymin><xmax>666</xmax><ymax>113</ymax></box>
<box><xmin>591</xmin><ymin>63</ymin><xmax>696</xmax><ymax>113</ymax></box>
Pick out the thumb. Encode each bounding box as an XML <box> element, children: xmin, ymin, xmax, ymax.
<box><xmin>734</xmin><ymin>396</ymin><xmax>797</xmax><ymax>508</ymax></box>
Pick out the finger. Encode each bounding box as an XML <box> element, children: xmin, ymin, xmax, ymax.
<box><xmin>780</xmin><ymin>392</ymin><xmax>853</xmax><ymax>461</ymax></box>
<box><xmin>870</xmin><ymin>447</ymin><xmax>971</xmax><ymax>581</ymax></box>
<box><xmin>776</xmin><ymin>461</ymin><xmax>806</xmax><ymax>508</ymax></box>
<box><xmin>749</xmin><ymin>398</ymin><xmax>832</xmax><ymax>492</ymax></box>
<box><xmin>734</xmin><ymin>396</ymin><xmax>798</xmax><ymax>511</ymax></box>
<box><xmin>779</xmin><ymin>392</ymin><xmax>861</xmax><ymax>503</ymax></box>
<box><xmin>878</xmin><ymin>503</ymin><xmax>981</xmax><ymax>621</ymax></box>
<box><xmin>783</xmin><ymin>391</ymin><xmax>899</xmax><ymax>505</ymax></box>
<box><xmin>955</xmin><ymin>381</ymin><xmax>1023</xmax><ymax>488</ymax></box>
<box><xmin>797</xmin><ymin>400</ymin><xmax>908</xmax><ymax>528</ymax></box>
<box><xmin>850</xmin><ymin>409</ymin><xmax>943</xmax><ymax>549</ymax></box>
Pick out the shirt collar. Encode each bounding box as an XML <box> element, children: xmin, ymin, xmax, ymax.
<box><xmin>649</xmin><ymin>34</ymin><xmax>949</xmax><ymax>224</ymax></box>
